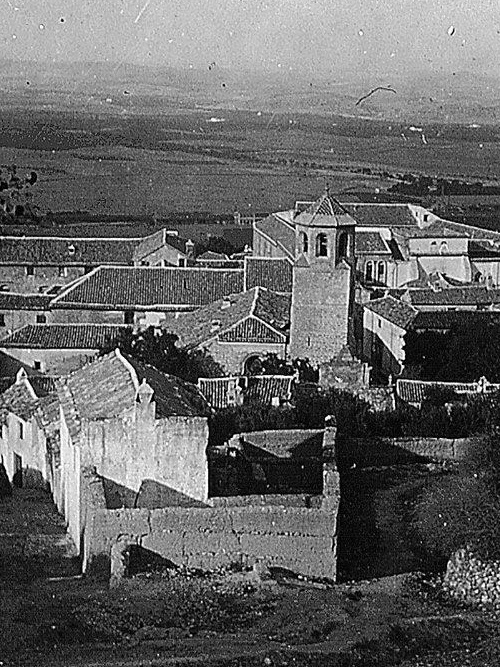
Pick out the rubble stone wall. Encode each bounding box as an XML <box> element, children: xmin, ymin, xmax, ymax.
<box><xmin>443</xmin><ymin>548</ymin><xmax>500</xmax><ymax>610</ymax></box>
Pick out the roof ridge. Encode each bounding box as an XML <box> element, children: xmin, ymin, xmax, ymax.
<box><xmin>0</xmin><ymin>235</ymin><xmax>144</xmax><ymax>242</ymax></box>
<box><xmin>115</xmin><ymin>349</ymin><xmax>140</xmax><ymax>392</ymax></box>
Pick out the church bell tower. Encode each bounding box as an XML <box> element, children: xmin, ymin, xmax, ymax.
<box><xmin>288</xmin><ymin>189</ymin><xmax>356</xmax><ymax>364</ymax></box>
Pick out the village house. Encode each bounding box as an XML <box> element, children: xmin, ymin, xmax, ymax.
<box><xmin>0</xmin><ymin>369</ymin><xmax>59</xmax><ymax>490</ymax></box>
<box><xmin>363</xmin><ymin>295</ymin><xmax>500</xmax><ymax>379</ymax></box>
<box><xmin>55</xmin><ymin>349</ymin><xmax>210</xmax><ymax>552</ymax></box>
<box><xmin>0</xmin><ymin>323</ymin><xmax>131</xmax><ymax>374</ymax></box>
<box><xmin>162</xmin><ymin>286</ymin><xmax>290</xmax><ymax>375</ymax></box>
<box><xmin>0</xmin><ymin>229</ymin><xmax>195</xmax><ymax>294</ymax></box>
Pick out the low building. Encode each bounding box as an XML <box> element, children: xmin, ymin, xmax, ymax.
<box><xmin>162</xmin><ymin>287</ymin><xmax>290</xmax><ymax>375</ymax></box>
<box><xmin>0</xmin><ymin>323</ymin><xmax>131</xmax><ymax>374</ymax></box>
<box><xmin>0</xmin><ymin>369</ymin><xmax>59</xmax><ymax>489</ymax></box>
<box><xmin>48</xmin><ymin>266</ymin><xmax>246</xmax><ymax>326</ymax></box>
<box><xmin>0</xmin><ymin>229</ymin><xmax>196</xmax><ymax>293</ymax></box>
<box><xmin>56</xmin><ymin>349</ymin><xmax>211</xmax><ymax>552</ymax></box>
<box><xmin>0</xmin><ymin>292</ymin><xmax>53</xmax><ymax>334</ymax></box>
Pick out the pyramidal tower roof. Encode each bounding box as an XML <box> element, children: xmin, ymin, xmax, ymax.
<box><xmin>295</xmin><ymin>188</ymin><xmax>356</xmax><ymax>228</ymax></box>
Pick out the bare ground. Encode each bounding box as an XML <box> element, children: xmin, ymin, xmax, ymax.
<box><xmin>1</xmin><ymin>489</ymin><xmax>500</xmax><ymax>666</ymax></box>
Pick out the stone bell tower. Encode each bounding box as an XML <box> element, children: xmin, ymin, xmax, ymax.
<box><xmin>288</xmin><ymin>189</ymin><xmax>356</xmax><ymax>364</ymax></box>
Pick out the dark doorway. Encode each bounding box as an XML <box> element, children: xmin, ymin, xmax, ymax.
<box><xmin>13</xmin><ymin>453</ymin><xmax>23</xmax><ymax>488</ymax></box>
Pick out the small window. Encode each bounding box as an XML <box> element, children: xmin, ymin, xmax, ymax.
<box><xmin>315</xmin><ymin>233</ymin><xmax>328</xmax><ymax>257</ymax></box>
<box><xmin>18</xmin><ymin>422</ymin><xmax>24</xmax><ymax>440</ymax></box>
<box><xmin>0</xmin><ymin>424</ymin><xmax>4</xmax><ymax>439</ymax></box>
<box><xmin>58</xmin><ymin>266</ymin><xmax>67</xmax><ymax>277</ymax></box>
<box><xmin>0</xmin><ymin>314</ymin><xmax>5</xmax><ymax>327</ymax></box>
<box><xmin>124</xmin><ymin>311</ymin><xmax>134</xmax><ymax>324</ymax></box>
<box><xmin>33</xmin><ymin>361</ymin><xmax>42</xmax><ymax>371</ymax></box>
<box><xmin>36</xmin><ymin>314</ymin><xmax>47</xmax><ymax>324</ymax></box>
<box><xmin>439</xmin><ymin>241</ymin><xmax>448</xmax><ymax>255</ymax></box>
<box><xmin>423</xmin><ymin>214</ymin><xmax>429</xmax><ymax>222</ymax></box>
<box><xmin>300</xmin><ymin>232</ymin><xmax>309</xmax><ymax>253</ymax></box>
<box><xmin>178</xmin><ymin>258</ymin><xmax>186</xmax><ymax>267</ymax></box>
<box><xmin>365</xmin><ymin>262</ymin><xmax>374</xmax><ymax>282</ymax></box>
<box><xmin>378</xmin><ymin>318</ymin><xmax>382</xmax><ymax>328</ymax></box>
<box><xmin>26</xmin><ymin>265</ymin><xmax>34</xmax><ymax>276</ymax></box>
<box><xmin>430</xmin><ymin>241</ymin><xmax>438</xmax><ymax>251</ymax></box>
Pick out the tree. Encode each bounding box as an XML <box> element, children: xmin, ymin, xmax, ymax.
<box><xmin>0</xmin><ymin>164</ymin><xmax>39</xmax><ymax>223</ymax></box>
<box><xmin>100</xmin><ymin>327</ymin><xmax>223</xmax><ymax>384</ymax></box>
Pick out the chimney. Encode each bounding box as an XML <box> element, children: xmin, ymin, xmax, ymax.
<box><xmin>135</xmin><ymin>379</ymin><xmax>155</xmax><ymax>422</ymax></box>
<box><xmin>185</xmin><ymin>239</ymin><xmax>195</xmax><ymax>257</ymax></box>
<box><xmin>210</xmin><ymin>319</ymin><xmax>221</xmax><ymax>333</ymax></box>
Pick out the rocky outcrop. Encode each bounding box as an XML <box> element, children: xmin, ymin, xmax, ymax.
<box><xmin>443</xmin><ymin>547</ymin><xmax>500</xmax><ymax>610</ymax></box>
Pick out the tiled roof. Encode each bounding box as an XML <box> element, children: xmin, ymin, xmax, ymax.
<box><xmin>411</xmin><ymin>310</ymin><xmax>500</xmax><ymax>330</ymax></box>
<box><xmin>396</xmin><ymin>378</ymin><xmax>500</xmax><ymax>405</ymax></box>
<box><xmin>133</xmin><ymin>229</ymin><xmax>193</xmax><ymax>262</ymax></box>
<box><xmin>356</xmin><ymin>231</ymin><xmax>391</xmax><ymax>254</ymax></box>
<box><xmin>219</xmin><ymin>317</ymin><xmax>285</xmax><ymax>344</ymax></box>
<box><xmin>0</xmin><ymin>293</ymin><xmax>52</xmax><ymax>310</ymax></box>
<box><xmin>196</xmin><ymin>251</ymin><xmax>229</xmax><ymax>261</ymax></box>
<box><xmin>0</xmin><ymin>236</ymin><xmax>140</xmax><ymax>265</ymax></box>
<box><xmin>0</xmin><ymin>324</ymin><xmax>131</xmax><ymax>349</ymax></box>
<box><xmin>50</xmin><ymin>266</ymin><xmax>244</xmax><ymax>310</ymax></box>
<box><xmin>58</xmin><ymin>350</ymin><xmax>209</xmax><ymax>443</ymax></box>
<box><xmin>365</xmin><ymin>295</ymin><xmax>419</xmax><ymax>329</ymax></box>
<box><xmin>402</xmin><ymin>286</ymin><xmax>500</xmax><ymax>307</ymax></box>
<box><xmin>244</xmin><ymin>375</ymin><xmax>294</xmax><ymax>404</ymax></box>
<box><xmin>254</xmin><ymin>213</ymin><xmax>295</xmax><ymax>258</ymax></box>
<box><xmin>469</xmin><ymin>240</ymin><xmax>500</xmax><ymax>259</ymax></box>
<box><xmin>0</xmin><ymin>380</ymin><xmax>40</xmax><ymax>421</ymax></box>
<box><xmin>162</xmin><ymin>287</ymin><xmax>290</xmax><ymax>348</ymax></box>
<box><xmin>342</xmin><ymin>203</ymin><xmax>417</xmax><ymax>227</ymax></box>
<box><xmin>295</xmin><ymin>191</ymin><xmax>355</xmax><ymax>228</ymax></box>
<box><xmin>244</xmin><ymin>257</ymin><xmax>292</xmax><ymax>293</ymax></box>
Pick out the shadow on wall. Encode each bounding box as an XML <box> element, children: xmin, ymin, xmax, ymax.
<box><xmin>102</xmin><ymin>477</ymin><xmax>209</xmax><ymax>509</ymax></box>
<box><xmin>208</xmin><ymin>438</ymin><xmax>324</xmax><ymax>498</ymax></box>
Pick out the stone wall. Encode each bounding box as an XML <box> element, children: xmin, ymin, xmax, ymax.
<box><xmin>339</xmin><ymin>436</ymin><xmax>486</xmax><ymax>468</ymax></box>
<box><xmin>203</xmin><ymin>339</ymin><xmax>286</xmax><ymax>376</ymax></box>
<box><xmin>85</xmin><ymin>499</ymin><xmax>339</xmax><ymax>580</ymax></box>
<box><xmin>443</xmin><ymin>548</ymin><xmax>500</xmax><ymax>610</ymax></box>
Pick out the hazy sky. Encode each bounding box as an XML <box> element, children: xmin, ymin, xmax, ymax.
<box><xmin>2</xmin><ymin>0</ymin><xmax>500</xmax><ymax>76</ymax></box>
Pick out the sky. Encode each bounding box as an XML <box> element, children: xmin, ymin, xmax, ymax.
<box><xmin>1</xmin><ymin>0</ymin><xmax>500</xmax><ymax>77</ymax></box>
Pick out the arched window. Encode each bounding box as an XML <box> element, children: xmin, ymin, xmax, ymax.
<box><xmin>338</xmin><ymin>232</ymin><xmax>349</xmax><ymax>260</ymax></box>
<box><xmin>365</xmin><ymin>261</ymin><xmax>374</xmax><ymax>282</ymax></box>
<box><xmin>300</xmin><ymin>231</ymin><xmax>308</xmax><ymax>253</ymax></box>
<box><xmin>439</xmin><ymin>241</ymin><xmax>448</xmax><ymax>255</ymax></box>
<box><xmin>315</xmin><ymin>233</ymin><xmax>328</xmax><ymax>257</ymax></box>
<box><xmin>430</xmin><ymin>241</ymin><xmax>438</xmax><ymax>252</ymax></box>
<box><xmin>377</xmin><ymin>261</ymin><xmax>386</xmax><ymax>284</ymax></box>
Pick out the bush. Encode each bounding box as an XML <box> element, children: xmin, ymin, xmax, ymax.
<box><xmin>414</xmin><ymin>470</ymin><xmax>500</xmax><ymax>561</ymax></box>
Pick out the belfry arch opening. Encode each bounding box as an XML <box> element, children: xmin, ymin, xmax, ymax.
<box><xmin>315</xmin><ymin>233</ymin><xmax>328</xmax><ymax>257</ymax></box>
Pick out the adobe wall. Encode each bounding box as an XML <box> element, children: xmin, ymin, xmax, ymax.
<box><xmin>85</xmin><ymin>499</ymin><xmax>339</xmax><ymax>580</ymax></box>
<box><xmin>1</xmin><ymin>308</ymin><xmax>54</xmax><ymax>334</ymax></box>
<box><xmin>339</xmin><ymin>435</ymin><xmax>487</xmax><ymax>468</ymax></box>
<box><xmin>83</xmin><ymin>408</ymin><xmax>209</xmax><ymax>504</ymax></box>
<box><xmin>0</xmin><ymin>265</ymin><xmax>84</xmax><ymax>293</ymax></box>
<box><xmin>51</xmin><ymin>308</ymin><xmax>126</xmax><ymax>325</ymax></box>
<box><xmin>0</xmin><ymin>411</ymin><xmax>48</xmax><ymax>487</ymax></box>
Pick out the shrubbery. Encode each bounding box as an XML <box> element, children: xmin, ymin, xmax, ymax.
<box><xmin>209</xmin><ymin>387</ymin><xmax>500</xmax><ymax>446</ymax></box>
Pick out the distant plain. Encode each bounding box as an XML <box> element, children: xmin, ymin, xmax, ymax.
<box><xmin>1</xmin><ymin>63</ymin><xmax>499</xmax><ymax>216</ymax></box>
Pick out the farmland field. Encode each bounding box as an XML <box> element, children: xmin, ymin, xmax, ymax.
<box><xmin>1</xmin><ymin>104</ymin><xmax>500</xmax><ymax>217</ymax></box>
